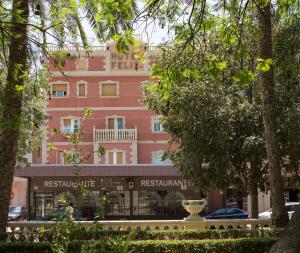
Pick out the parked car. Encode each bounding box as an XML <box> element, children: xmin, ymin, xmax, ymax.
<box><xmin>8</xmin><ymin>206</ymin><xmax>28</xmax><ymax>221</ymax></box>
<box><xmin>259</xmin><ymin>202</ymin><xmax>299</xmax><ymax>219</ymax></box>
<box><xmin>204</xmin><ymin>208</ymin><xmax>248</xmax><ymax>219</ymax></box>
<box><xmin>37</xmin><ymin>208</ymin><xmax>82</xmax><ymax>221</ymax></box>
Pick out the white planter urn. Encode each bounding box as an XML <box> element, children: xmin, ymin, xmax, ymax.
<box><xmin>182</xmin><ymin>199</ymin><xmax>207</xmax><ymax>221</ymax></box>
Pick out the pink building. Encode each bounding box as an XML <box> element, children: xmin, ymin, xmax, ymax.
<box><xmin>16</xmin><ymin>42</ymin><xmax>223</xmax><ymax>220</ymax></box>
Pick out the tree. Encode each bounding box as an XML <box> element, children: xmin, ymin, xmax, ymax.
<box><xmin>139</xmin><ymin>0</ymin><xmax>300</xmax><ymax>227</ymax></box>
<box><xmin>0</xmin><ymin>0</ymin><xmax>138</xmax><ymax>236</ymax></box>
<box><xmin>144</xmin><ymin>32</ymin><xmax>269</xmax><ymax>217</ymax></box>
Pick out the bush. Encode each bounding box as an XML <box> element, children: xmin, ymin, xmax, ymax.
<box><xmin>128</xmin><ymin>237</ymin><xmax>278</xmax><ymax>253</ymax></box>
<box><xmin>0</xmin><ymin>238</ymin><xmax>278</xmax><ymax>253</ymax></box>
<box><xmin>0</xmin><ymin>242</ymin><xmax>51</xmax><ymax>253</ymax></box>
<box><xmin>67</xmin><ymin>228</ymin><xmax>282</xmax><ymax>241</ymax></box>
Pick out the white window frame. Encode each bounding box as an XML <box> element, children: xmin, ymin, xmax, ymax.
<box><xmin>152</xmin><ymin>116</ymin><xmax>165</xmax><ymax>133</ymax></box>
<box><xmin>106</xmin><ymin>150</ymin><xmax>126</xmax><ymax>165</ymax></box>
<box><xmin>99</xmin><ymin>80</ymin><xmax>119</xmax><ymax>97</ymax></box>
<box><xmin>106</xmin><ymin>115</ymin><xmax>126</xmax><ymax>129</ymax></box>
<box><xmin>76</xmin><ymin>80</ymin><xmax>88</xmax><ymax>97</ymax></box>
<box><xmin>140</xmin><ymin>80</ymin><xmax>154</xmax><ymax>97</ymax></box>
<box><xmin>152</xmin><ymin>150</ymin><xmax>172</xmax><ymax>165</ymax></box>
<box><xmin>50</xmin><ymin>81</ymin><xmax>69</xmax><ymax>98</ymax></box>
<box><xmin>60</xmin><ymin>117</ymin><xmax>80</xmax><ymax>133</ymax></box>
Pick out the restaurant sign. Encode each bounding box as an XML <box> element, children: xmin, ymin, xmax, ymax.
<box><xmin>31</xmin><ymin>176</ymin><xmax>194</xmax><ymax>192</ymax></box>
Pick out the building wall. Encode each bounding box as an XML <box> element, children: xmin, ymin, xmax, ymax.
<box><xmin>41</xmin><ymin>44</ymin><xmax>167</xmax><ymax>166</ymax></box>
<box><xmin>10</xmin><ymin>177</ymin><xmax>28</xmax><ymax>207</ymax></box>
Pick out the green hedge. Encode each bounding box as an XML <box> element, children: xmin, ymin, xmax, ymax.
<box><xmin>66</xmin><ymin>228</ymin><xmax>282</xmax><ymax>241</ymax></box>
<box><xmin>128</xmin><ymin>238</ymin><xmax>278</xmax><ymax>253</ymax></box>
<box><xmin>0</xmin><ymin>238</ymin><xmax>278</xmax><ymax>253</ymax></box>
<box><xmin>0</xmin><ymin>242</ymin><xmax>51</xmax><ymax>253</ymax></box>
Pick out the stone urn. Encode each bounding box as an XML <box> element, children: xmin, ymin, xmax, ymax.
<box><xmin>182</xmin><ymin>199</ymin><xmax>207</xmax><ymax>221</ymax></box>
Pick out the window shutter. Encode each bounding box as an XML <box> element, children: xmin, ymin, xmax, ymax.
<box><xmin>102</xmin><ymin>83</ymin><xmax>117</xmax><ymax>96</ymax></box>
<box><xmin>107</xmin><ymin>118</ymin><xmax>114</xmax><ymax>129</ymax></box>
<box><xmin>63</xmin><ymin>119</ymin><xmax>71</xmax><ymax>126</ymax></box>
<box><xmin>108</xmin><ymin>152</ymin><xmax>114</xmax><ymax>164</ymax></box>
<box><xmin>78</xmin><ymin>83</ymin><xmax>85</xmax><ymax>96</ymax></box>
<box><xmin>53</xmin><ymin>84</ymin><xmax>67</xmax><ymax>91</ymax></box>
<box><xmin>117</xmin><ymin>152</ymin><xmax>123</xmax><ymax>164</ymax></box>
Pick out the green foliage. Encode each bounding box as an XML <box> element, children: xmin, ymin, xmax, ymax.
<box><xmin>0</xmin><ymin>237</ymin><xmax>278</xmax><ymax>253</ymax></box>
<box><xmin>128</xmin><ymin>237</ymin><xmax>278</xmax><ymax>253</ymax></box>
<box><xmin>45</xmin><ymin>228</ymin><xmax>283</xmax><ymax>241</ymax></box>
<box><xmin>256</xmin><ymin>58</ymin><xmax>273</xmax><ymax>73</ymax></box>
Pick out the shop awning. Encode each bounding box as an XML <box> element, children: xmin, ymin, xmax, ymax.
<box><xmin>15</xmin><ymin>165</ymin><xmax>181</xmax><ymax>177</ymax></box>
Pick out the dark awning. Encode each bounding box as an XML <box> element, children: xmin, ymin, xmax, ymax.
<box><xmin>15</xmin><ymin>165</ymin><xmax>181</xmax><ymax>177</ymax></box>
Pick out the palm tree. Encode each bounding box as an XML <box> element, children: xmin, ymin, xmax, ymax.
<box><xmin>0</xmin><ymin>0</ymin><xmax>138</xmax><ymax>236</ymax></box>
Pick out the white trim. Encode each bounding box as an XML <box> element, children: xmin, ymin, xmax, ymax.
<box><xmin>51</xmin><ymin>71</ymin><xmax>151</xmax><ymax>77</ymax></box>
<box><xmin>138</xmin><ymin>140</ymin><xmax>168</xmax><ymax>144</ymax></box>
<box><xmin>105</xmin><ymin>149</ymin><xmax>126</xmax><ymax>165</ymax></box>
<box><xmin>99</xmin><ymin>80</ymin><xmax>119</xmax><ymax>97</ymax></box>
<box><xmin>76</xmin><ymin>80</ymin><xmax>88</xmax><ymax>97</ymax></box>
<box><xmin>105</xmin><ymin>115</ymin><xmax>126</xmax><ymax>129</ymax></box>
<box><xmin>47</xmin><ymin>106</ymin><xmax>147</xmax><ymax>111</ymax></box>
<box><xmin>140</xmin><ymin>80</ymin><xmax>154</xmax><ymax>97</ymax></box>
<box><xmin>48</xmin><ymin>142</ymin><xmax>92</xmax><ymax>145</ymax></box>
<box><xmin>49</xmin><ymin>80</ymin><xmax>70</xmax><ymax>98</ymax></box>
<box><xmin>151</xmin><ymin>150</ymin><xmax>172</xmax><ymax>165</ymax></box>
<box><xmin>151</xmin><ymin>116</ymin><xmax>165</xmax><ymax>133</ymax></box>
<box><xmin>60</xmin><ymin>116</ymin><xmax>80</xmax><ymax>133</ymax></box>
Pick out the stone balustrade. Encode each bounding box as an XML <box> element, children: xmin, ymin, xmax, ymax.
<box><xmin>6</xmin><ymin>219</ymin><xmax>272</xmax><ymax>242</ymax></box>
<box><xmin>93</xmin><ymin>128</ymin><xmax>137</xmax><ymax>141</ymax></box>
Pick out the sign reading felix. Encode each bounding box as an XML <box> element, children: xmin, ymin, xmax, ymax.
<box><xmin>110</xmin><ymin>45</ymin><xmax>145</xmax><ymax>71</ymax></box>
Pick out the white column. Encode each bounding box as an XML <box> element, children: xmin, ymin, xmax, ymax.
<box><xmin>93</xmin><ymin>143</ymin><xmax>99</xmax><ymax>164</ymax></box>
<box><xmin>130</xmin><ymin>141</ymin><xmax>138</xmax><ymax>164</ymax></box>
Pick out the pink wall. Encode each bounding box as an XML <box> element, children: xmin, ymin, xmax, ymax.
<box><xmin>43</xmin><ymin>48</ymin><xmax>170</xmax><ymax>165</ymax></box>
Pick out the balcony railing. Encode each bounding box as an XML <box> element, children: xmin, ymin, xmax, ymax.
<box><xmin>94</xmin><ymin>128</ymin><xmax>137</xmax><ymax>142</ymax></box>
<box><xmin>47</xmin><ymin>45</ymin><xmax>159</xmax><ymax>52</ymax></box>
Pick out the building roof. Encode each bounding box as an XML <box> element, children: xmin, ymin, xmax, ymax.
<box><xmin>15</xmin><ymin>165</ymin><xmax>181</xmax><ymax>177</ymax></box>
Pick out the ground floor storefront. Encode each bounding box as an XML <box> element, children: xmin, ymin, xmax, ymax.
<box><xmin>15</xmin><ymin>165</ymin><xmax>280</xmax><ymax>220</ymax></box>
<box><xmin>16</xmin><ymin>165</ymin><xmax>217</xmax><ymax>220</ymax></box>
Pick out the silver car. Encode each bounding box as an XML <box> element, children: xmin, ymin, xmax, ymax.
<box><xmin>259</xmin><ymin>202</ymin><xmax>299</xmax><ymax>219</ymax></box>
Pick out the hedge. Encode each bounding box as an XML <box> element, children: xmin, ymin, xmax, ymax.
<box><xmin>63</xmin><ymin>228</ymin><xmax>282</xmax><ymax>241</ymax></box>
<box><xmin>128</xmin><ymin>237</ymin><xmax>278</xmax><ymax>253</ymax></box>
<box><xmin>0</xmin><ymin>237</ymin><xmax>278</xmax><ymax>253</ymax></box>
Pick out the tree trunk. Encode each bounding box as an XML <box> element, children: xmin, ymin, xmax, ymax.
<box><xmin>0</xmin><ymin>0</ymin><xmax>29</xmax><ymax>236</ymax></box>
<box><xmin>269</xmin><ymin>207</ymin><xmax>300</xmax><ymax>253</ymax></box>
<box><xmin>250</xmin><ymin>183</ymin><xmax>258</xmax><ymax>219</ymax></box>
<box><xmin>256</xmin><ymin>1</ymin><xmax>288</xmax><ymax>227</ymax></box>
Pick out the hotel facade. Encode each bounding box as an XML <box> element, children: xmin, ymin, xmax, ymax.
<box><xmin>15</xmin><ymin>43</ymin><xmax>227</xmax><ymax>220</ymax></box>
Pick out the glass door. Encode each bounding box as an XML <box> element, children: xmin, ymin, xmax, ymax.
<box><xmin>34</xmin><ymin>193</ymin><xmax>54</xmax><ymax>218</ymax></box>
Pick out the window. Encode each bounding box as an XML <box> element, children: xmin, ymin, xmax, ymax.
<box><xmin>152</xmin><ymin>151</ymin><xmax>172</xmax><ymax>165</ymax></box>
<box><xmin>61</xmin><ymin>151</ymin><xmax>80</xmax><ymax>165</ymax></box>
<box><xmin>52</xmin><ymin>83</ymin><xmax>67</xmax><ymax>97</ymax></box>
<box><xmin>107</xmin><ymin>117</ymin><xmax>124</xmax><ymax>129</ymax></box>
<box><xmin>62</xmin><ymin>118</ymin><xmax>79</xmax><ymax>133</ymax></box>
<box><xmin>77</xmin><ymin>57</ymin><xmax>88</xmax><ymax>70</ymax></box>
<box><xmin>101</xmin><ymin>82</ymin><xmax>118</xmax><ymax>97</ymax></box>
<box><xmin>78</xmin><ymin>83</ymin><xmax>86</xmax><ymax>97</ymax></box>
<box><xmin>141</xmin><ymin>80</ymin><xmax>154</xmax><ymax>97</ymax></box>
<box><xmin>153</xmin><ymin>117</ymin><xmax>164</xmax><ymax>132</ymax></box>
<box><xmin>107</xmin><ymin>151</ymin><xmax>124</xmax><ymax>164</ymax></box>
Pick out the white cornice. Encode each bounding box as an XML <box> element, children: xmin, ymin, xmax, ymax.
<box><xmin>47</xmin><ymin>106</ymin><xmax>147</xmax><ymax>111</ymax></box>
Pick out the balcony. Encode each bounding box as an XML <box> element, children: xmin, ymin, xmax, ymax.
<box><xmin>93</xmin><ymin>127</ymin><xmax>137</xmax><ymax>142</ymax></box>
